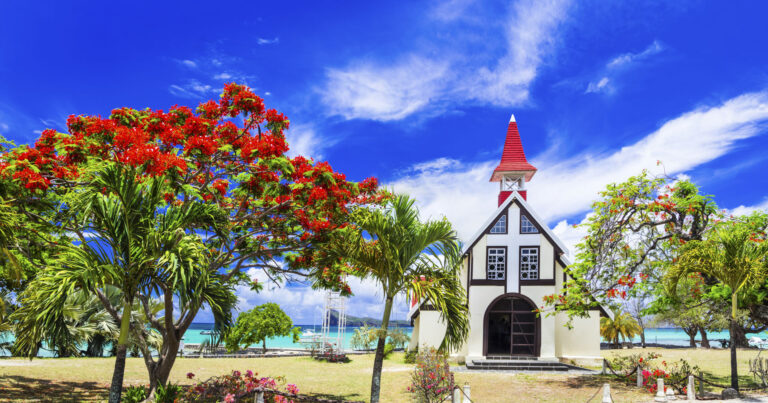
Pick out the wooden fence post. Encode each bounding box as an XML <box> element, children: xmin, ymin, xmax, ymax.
<box><xmin>698</xmin><ymin>370</ymin><xmax>704</xmax><ymax>396</ymax></box>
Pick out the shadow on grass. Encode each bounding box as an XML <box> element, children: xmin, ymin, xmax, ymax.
<box><xmin>0</xmin><ymin>375</ymin><xmax>107</xmax><ymax>402</ymax></box>
<box><xmin>302</xmin><ymin>391</ymin><xmax>366</xmax><ymax>402</ymax></box>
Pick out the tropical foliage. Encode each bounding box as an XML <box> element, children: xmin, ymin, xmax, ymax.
<box><xmin>407</xmin><ymin>347</ymin><xmax>455</xmax><ymax>403</ymax></box>
<box><xmin>337</xmin><ymin>194</ymin><xmax>468</xmax><ymax>403</ymax></box>
<box><xmin>669</xmin><ymin>218</ymin><xmax>768</xmax><ymax>390</ymax></box>
<box><xmin>600</xmin><ymin>309</ymin><xmax>642</xmax><ymax>348</ymax></box>
<box><xmin>224</xmin><ymin>302</ymin><xmax>300</xmax><ymax>352</ymax></box>
<box><xmin>0</xmin><ymin>84</ymin><xmax>379</xmax><ymax>399</ymax></box>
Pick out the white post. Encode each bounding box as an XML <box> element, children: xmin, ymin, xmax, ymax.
<box><xmin>453</xmin><ymin>387</ymin><xmax>461</xmax><ymax>403</ymax></box>
<box><xmin>462</xmin><ymin>383</ymin><xmax>471</xmax><ymax>403</ymax></box>
<box><xmin>687</xmin><ymin>375</ymin><xmax>696</xmax><ymax>401</ymax></box>
<box><xmin>602</xmin><ymin>359</ymin><xmax>608</xmax><ymax>375</ymax></box>
<box><xmin>255</xmin><ymin>390</ymin><xmax>265</xmax><ymax>403</ymax></box>
<box><xmin>654</xmin><ymin>378</ymin><xmax>667</xmax><ymax>402</ymax></box>
<box><xmin>666</xmin><ymin>386</ymin><xmax>677</xmax><ymax>400</ymax></box>
<box><xmin>601</xmin><ymin>383</ymin><xmax>613</xmax><ymax>403</ymax></box>
<box><xmin>637</xmin><ymin>366</ymin><xmax>643</xmax><ymax>387</ymax></box>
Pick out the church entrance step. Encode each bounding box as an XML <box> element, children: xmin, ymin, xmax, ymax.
<box><xmin>466</xmin><ymin>359</ymin><xmax>582</xmax><ymax>372</ymax></box>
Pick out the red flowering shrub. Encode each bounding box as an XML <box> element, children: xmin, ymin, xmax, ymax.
<box><xmin>184</xmin><ymin>369</ymin><xmax>300</xmax><ymax>402</ymax></box>
<box><xmin>608</xmin><ymin>352</ymin><xmax>697</xmax><ymax>394</ymax></box>
<box><xmin>407</xmin><ymin>347</ymin><xmax>455</xmax><ymax>403</ymax></box>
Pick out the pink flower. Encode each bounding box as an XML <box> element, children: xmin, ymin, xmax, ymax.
<box><xmin>224</xmin><ymin>393</ymin><xmax>235</xmax><ymax>403</ymax></box>
<box><xmin>186</xmin><ymin>372</ymin><xmax>195</xmax><ymax>379</ymax></box>
<box><xmin>286</xmin><ymin>384</ymin><xmax>299</xmax><ymax>394</ymax></box>
<box><xmin>232</xmin><ymin>370</ymin><xmax>241</xmax><ymax>378</ymax></box>
<box><xmin>245</xmin><ymin>370</ymin><xmax>254</xmax><ymax>378</ymax></box>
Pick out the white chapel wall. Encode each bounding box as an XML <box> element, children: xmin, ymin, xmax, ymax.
<box><xmin>467</xmin><ymin>285</ymin><xmax>504</xmax><ymax>357</ymax></box>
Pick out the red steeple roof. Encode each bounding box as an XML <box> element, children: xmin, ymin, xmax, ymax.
<box><xmin>489</xmin><ymin>114</ymin><xmax>537</xmax><ymax>182</ymax></box>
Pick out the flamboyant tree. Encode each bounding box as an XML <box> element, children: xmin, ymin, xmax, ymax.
<box><xmin>0</xmin><ymin>84</ymin><xmax>379</xmax><ymax>392</ymax></box>
<box><xmin>544</xmin><ymin>171</ymin><xmax>718</xmax><ymax>318</ymax></box>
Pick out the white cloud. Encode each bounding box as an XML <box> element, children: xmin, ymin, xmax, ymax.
<box><xmin>728</xmin><ymin>199</ymin><xmax>768</xmax><ymax>217</ymax></box>
<box><xmin>180</xmin><ymin>59</ymin><xmax>197</xmax><ymax>68</ymax></box>
<box><xmin>322</xmin><ymin>56</ymin><xmax>451</xmax><ymax>121</ymax></box>
<box><xmin>607</xmin><ymin>40</ymin><xmax>664</xmax><ymax>69</ymax></box>
<box><xmin>320</xmin><ymin>0</ymin><xmax>571</xmax><ymax>121</ymax></box>
<box><xmin>257</xmin><ymin>37</ymin><xmax>279</xmax><ymax>45</ymax></box>
<box><xmin>169</xmin><ymin>80</ymin><xmax>216</xmax><ymax>99</ymax></box>
<box><xmin>585</xmin><ymin>40</ymin><xmax>664</xmax><ymax>94</ymax></box>
<box><xmin>388</xmin><ymin>90</ymin><xmax>768</xmax><ymax>241</ymax></box>
<box><xmin>461</xmin><ymin>0</ymin><xmax>571</xmax><ymax>106</ymax></box>
<box><xmin>213</xmin><ymin>73</ymin><xmax>232</xmax><ymax>80</ymax></box>
<box><xmin>585</xmin><ymin>77</ymin><xmax>611</xmax><ymax>94</ymax></box>
<box><xmin>285</xmin><ymin>124</ymin><xmax>331</xmax><ymax>160</ymax></box>
<box><xmin>0</xmin><ymin>122</ymin><xmax>8</xmax><ymax>134</ymax></box>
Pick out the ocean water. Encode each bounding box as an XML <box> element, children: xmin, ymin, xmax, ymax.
<box><xmin>3</xmin><ymin>326</ymin><xmax>766</xmax><ymax>357</ymax></box>
<box><xmin>182</xmin><ymin>324</ymin><xmax>413</xmax><ymax>350</ymax></box>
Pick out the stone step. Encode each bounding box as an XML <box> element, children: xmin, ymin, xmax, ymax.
<box><xmin>465</xmin><ymin>363</ymin><xmax>571</xmax><ymax>371</ymax></box>
<box><xmin>484</xmin><ymin>355</ymin><xmax>538</xmax><ymax>361</ymax></box>
<box><xmin>471</xmin><ymin>359</ymin><xmax>562</xmax><ymax>366</ymax></box>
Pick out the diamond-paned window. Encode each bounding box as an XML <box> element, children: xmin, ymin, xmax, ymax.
<box><xmin>520</xmin><ymin>248</ymin><xmax>539</xmax><ymax>280</ymax></box>
<box><xmin>520</xmin><ymin>214</ymin><xmax>538</xmax><ymax>233</ymax></box>
<box><xmin>490</xmin><ymin>215</ymin><xmax>506</xmax><ymax>233</ymax></box>
<box><xmin>487</xmin><ymin>248</ymin><xmax>506</xmax><ymax>280</ymax></box>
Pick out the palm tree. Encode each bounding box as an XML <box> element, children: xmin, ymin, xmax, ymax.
<box><xmin>670</xmin><ymin>221</ymin><xmax>768</xmax><ymax>390</ymax></box>
<box><xmin>600</xmin><ymin>309</ymin><xmax>641</xmax><ymax>348</ymax></box>
<box><xmin>12</xmin><ymin>163</ymin><xmax>214</xmax><ymax>403</ymax></box>
<box><xmin>340</xmin><ymin>194</ymin><xmax>469</xmax><ymax>403</ymax></box>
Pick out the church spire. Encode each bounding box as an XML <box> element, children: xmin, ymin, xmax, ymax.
<box><xmin>489</xmin><ymin>114</ymin><xmax>537</xmax><ymax>205</ymax></box>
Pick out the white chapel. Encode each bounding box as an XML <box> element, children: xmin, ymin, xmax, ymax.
<box><xmin>408</xmin><ymin>115</ymin><xmax>607</xmax><ymax>367</ymax></box>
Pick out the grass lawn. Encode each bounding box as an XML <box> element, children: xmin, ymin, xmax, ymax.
<box><xmin>0</xmin><ymin>349</ymin><xmax>763</xmax><ymax>402</ymax></box>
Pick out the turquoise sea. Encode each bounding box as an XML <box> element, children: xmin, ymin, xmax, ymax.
<box><xmin>3</xmin><ymin>326</ymin><xmax>766</xmax><ymax>357</ymax></box>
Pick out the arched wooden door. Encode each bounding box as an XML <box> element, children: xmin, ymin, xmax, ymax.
<box><xmin>483</xmin><ymin>294</ymin><xmax>540</xmax><ymax>357</ymax></box>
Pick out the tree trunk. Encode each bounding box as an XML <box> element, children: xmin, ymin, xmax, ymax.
<box><xmin>108</xmin><ymin>299</ymin><xmax>133</xmax><ymax>403</ymax></box>
<box><xmin>683</xmin><ymin>326</ymin><xmax>697</xmax><ymax>348</ymax></box>
<box><xmin>370</xmin><ymin>296</ymin><xmax>393</xmax><ymax>403</ymax></box>
<box><xmin>699</xmin><ymin>327</ymin><xmax>710</xmax><ymax>348</ymax></box>
<box><xmin>730</xmin><ymin>292</ymin><xmax>739</xmax><ymax>391</ymax></box>
<box><xmin>263</xmin><ymin>339</ymin><xmax>267</xmax><ymax>353</ymax></box>
<box><xmin>734</xmin><ymin>324</ymin><xmax>750</xmax><ymax>347</ymax></box>
<box><xmin>640</xmin><ymin>328</ymin><xmax>646</xmax><ymax>348</ymax></box>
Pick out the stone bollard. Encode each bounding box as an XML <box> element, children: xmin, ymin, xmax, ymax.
<box><xmin>687</xmin><ymin>375</ymin><xmax>695</xmax><ymax>401</ymax></box>
<box><xmin>654</xmin><ymin>378</ymin><xmax>667</xmax><ymax>402</ymax></box>
<box><xmin>637</xmin><ymin>366</ymin><xmax>643</xmax><ymax>388</ymax></box>
<box><xmin>255</xmin><ymin>390</ymin><xmax>265</xmax><ymax>403</ymax></box>
<box><xmin>463</xmin><ymin>383</ymin><xmax>471</xmax><ymax>403</ymax></box>
<box><xmin>698</xmin><ymin>370</ymin><xmax>704</xmax><ymax>396</ymax></box>
<box><xmin>602</xmin><ymin>359</ymin><xmax>608</xmax><ymax>375</ymax></box>
<box><xmin>666</xmin><ymin>387</ymin><xmax>677</xmax><ymax>400</ymax></box>
<box><xmin>601</xmin><ymin>383</ymin><xmax>613</xmax><ymax>403</ymax></box>
<box><xmin>452</xmin><ymin>387</ymin><xmax>461</xmax><ymax>403</ymax></box>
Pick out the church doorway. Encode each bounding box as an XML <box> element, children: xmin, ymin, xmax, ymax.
<box><xmin>483</xmin><ymin>294</ymin><xmax>540</xmax><ymax>357</ymax></box>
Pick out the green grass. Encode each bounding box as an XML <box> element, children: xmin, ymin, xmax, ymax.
<box><xmin>8</xmin><ymin>349</ymin><xmax>764</xmax><ymax>402</ymax></box>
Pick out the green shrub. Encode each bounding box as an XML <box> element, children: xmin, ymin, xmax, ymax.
<box><xmin>155</xmin><ymin>382</ymin><xmax>182</xmax><ymax>403</ymax></box>
<box><xmin>383</xmin><ymin>343</ymin><xmax>395</xmax><ymax>359</ymax></box>
<box><xmin>404</xmin><ymin>347</ymin><xmax>418</xmax><ymax>364</ymax></box>
<box><xmin>407</xmin><ymin>347</ymin><xmax>455</xmax><ymax>403</ymax></box>
<box><xmin>123</xmin><ymin>385</ymin><xmax>147</xmax><ymax>403</ymax></box>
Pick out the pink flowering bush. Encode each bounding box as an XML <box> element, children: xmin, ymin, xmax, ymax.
<box><xmin>406</xmin><ymin>347</ymin><xmax>455</xmax><ymax>403</ymax></box>
<box><xmin>183</xmin><ymin>369</ymin><xmax>300</xmax><ymax>402</ymax></box>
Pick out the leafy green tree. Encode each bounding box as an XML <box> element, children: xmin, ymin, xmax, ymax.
<box><xmin>224</xmin><ymin>303</ymin><xmax>300</xmax><ymax>352</ymax></box>
<box><xmin>547</xmin><ymin>171</ymin><xmax>717</xmax><ymax>318</ymax></box>
<box><xmin>350</xmin><ymin>324</ymin><xmax>377</xmax><ymax>350</ymax></box>
<box><xmin>338</xmin><ymin>194</ymin><xmax>469</xmax><ymax>403</ymax></box>
<box><xmin>600</xmin><ymin>309</ymin><xmax>642</xmax><ymax>348</ymax></box>
<box><xmin>670</xmin><ymin>220</ymin><xmax>768</xmax><ymax>390</ymax></box>
<box><xmin>11</xmin><ymin>164</ymin><xmax>229</xmax><ymax>402</ymax></box>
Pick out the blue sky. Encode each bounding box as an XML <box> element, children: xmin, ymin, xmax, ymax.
<box><xmin>2</xmin><ymin>0</ymin><xmax>768</xmax><ymax>324</ymax></box>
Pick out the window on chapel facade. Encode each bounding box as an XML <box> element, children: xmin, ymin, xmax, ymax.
<box><xmin>520</xmin><ymin>214</ymin><xmax>538</xmax><ymax>233</ymax></box>
<box><xmin>520</xmin><ymin>247</ymin><xmax>539</xmax><ymax>280</ymax></box>
<box><xmin>487</xmin><ymin>247</ymin><xmax>506</xmax><ymax>280</ymax></box>
<box><xmin>490</xmin><ymin>215</ymin><xmax>506</xmax><ymax>233</ymax></box>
